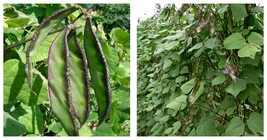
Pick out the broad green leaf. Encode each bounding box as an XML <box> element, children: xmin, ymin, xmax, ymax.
<box><xmin>230</xmin><ymin>4</ymin><xmax>248</xmax><ymax>21</ymax></box>
<box><xmin>102</xmin><ymin>43</ymin><xmax>119</xmax><ymax>76</ymax></box>
<box><xmin>47</xmin><ymin>28</ymin><xmax>78</xmax><ymax>136</ymax></box>
<box><xmin>238</xmin><ymin>43</ymin><xmax>261</xmax><ymax>59</ymax></box>
<box><xmin>194</xmin><ymin>46</ymin><xmax>205</xmax><ymax>57</ymax></box>
<box><xmin>247</xmin><ymin>112</ymin><xmax>263</xmax><ymax>135</ymax></box>
<box><xmin>110</xmin><ymin>28</ymin><xmax>130</xmax><ymax>48</ymax></box>
<box><xmin>237</xmin><ymin>90</ymin><xmax>250</xmax><ymax>102</ymax></box>
<box><xmin>173</xmin><ymin>121</ymin><xmax>181</xmax><ymax>129</ymax></box>
<box><xmin>224</xmin><ymin>33</ymin><xmax>245</xmax><ymax>50</ymax></box>
<box><xmin>188</xmin><ymin>42</ymin><xmax>202</xmax><ymax>52</ymax></box>
<box><xmin>4</xmin><ymin>6</ymin><xmax>36</xmax><ymax>28</ymax></box>
<box><xmin>163</xmin><ymin>30</ymin><xmax>184</xmax><ymax>41</ymax></box>
<box><xmin>172</xmin><ymin>121</ymin><xmax>181</xmax><ymax>135</ymax></box>
<box><xmin>175</xmin><ymin>76</ymin><xmax>186</xmax><ymax>84</ymax></box>
<box><xmin>224</xmin><ymin>117</ymin><xmax>245</xmax><ymax>136</ymax></box>
<box><xmin>10</xmin><ymin>103</ymin><xmax>44</xmax><ymax>134</ymax></box>
<box><xmin>152</xmin><ymin>124</ymin><xmax>164</xmax><ymax>136</ymax></box>
<box><xmin>196</xmin><ymin>117</ymin><xmax>217</xmax><ymax>136</ymax></box>
<box><xmin>159</xmin><ymin>115</ymin><xmax>169</xmax><ymax>124</ymax></box>
<box><xmin>92</xmin><ymin>123</ymin><xmax>116</xmax><ymax>136</ymax></box>
<box><xmin>218</xmin><ymin>4</ymin><xmax>228</xmax><ymax>14</ymax></box>
<box><xmin>5</xmin><ymin>17</ymin><xmax>30</xmax><ymax>28</ymax></box>
<box><xmin>150</xmin><ymin>122</ymin><xmax>160</xmax><ymax>133</ymax></box>
<box><xmin>4</xmin><ymin>6</ymin><xmax>19</xmax><ymax>18</ymax></box>
<box><xmin>180</xmin><ymin>66</ymin><xmax>189</xmax><ymax>74</ymax></box>
<box><xmin>248</xmin><ymin>86</ymin><xmax>259</xmax><ymax>104</ymax></box>
<box><xmin>226</xmin><ymin>107</ymin><xmax>235</xmax><ymax>116</ymax></box>
<box><xmin>163</xmin><ymin>59</ymin><xmax>172</xmax><ymax>70</ymax></box>
<box><xmin>164</xmin><ymin>41</ymin><xmax>179</xmax><ymax>50</ymax></box>
<box><xmin>84</xmin><ymin>18</ymin><xmax>111</xmax><ymax>125</ymax></box>
<box><xmin>4</xmin><ymin>112</ymin><xmax>27</xmax><ymax>136</ymax></box>
<box><xmin>48</xmin><ymin>122</ymin><xmax>62</xmax><ymax>134</ymax></box>
<box><xmin>4</xmin><ymin>59</ymin><xmax>48</xmax><ymax>106</ymax></box>
<box><xmin>165</xmin><ymin>95</ymin><xmax>187</xmax><ymax>111</ymax></box>
<box><xmin>247</xmin><ymin>32</ymin><xmax>263</xmax><ymax>46</ymax></box>
<box><xmin>240</xmin><ymin>68</ymin><xmax>260</xmax><ymax>84</ymax></box>
<box><xmin>218</xmin><ymin>57</ymin><xmax>226</xmax><ymax>68</ymax></box>
<box><xmin>212</xmin><ymin>75</ymin><xmax>226</xmax><ymax>86</ymax></box>
<box><xmin>204</xmin><ymin>38</ymin><xmax>217</xmax><ymax>49</ymax></box>
<box><xmin>225</xmin><ymin>78</ymin><xmax>246</xmax><ymax>97</ymax></box>
<box><xmin>79</xmin><ymin>125</ymin><xmax>93</xmax><ymax>136</ymax></box>
<box><xmin>190</xmin><ymin>81</ymin><xmax>204</xmax><ymax>104</ymax></box>
<box><xmin>164</xmin><ymin>128</ymin><xmax>173</xmax><ymax>135</ymax></box>
<box><xmin>220</xmin><ymin>95</ymin><xmax>236</xmax><ymax>109</ymax></box>
<box><xmin>116</xmin><ymin>89</ymin><xmax>130</xmax><ymax>111</ymax></box>
<box><xmin>31</xmin><ymin>34</ymin><xmax>57</xmax><ymax>63</ymax></box>
<box><xmin>181</xmin><ymin>78</ymin><xmax>196</xmax><ymax>94</ymax></box>
<box><xmin>241</xmin><ymin>55</ymin><xmax>261</xmax><ymax>66</ymax></box>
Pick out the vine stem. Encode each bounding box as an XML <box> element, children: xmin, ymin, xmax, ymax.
<box><xmin>4</xmin><ymin>5</ymin><xmax>94</xmax><ymax>51</ymax></box>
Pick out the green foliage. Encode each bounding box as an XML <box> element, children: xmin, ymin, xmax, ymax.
<box><xmin>137</xmin><ymin>4</ymin><xmax>263</xmax><ymax>136</ymax></box>
<box><xmin>93</xmin><ymin>4</ymin><xmax>130</xmax><ymax>35</ymax></box>
<box><xmin>4</xmin><ymin>4</ymin><xmax>130</xmax><ymax>136</ymax></box>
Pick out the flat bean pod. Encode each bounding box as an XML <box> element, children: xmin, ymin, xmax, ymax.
<box><xmin>84</xmin><ymin>17</ymin><xmax>111</xmax><ymax>125</ymax></box>
<box><xmin>66</xmin><ymin>29</ymin><xmax>90</xmax><ymax>126</ymax></box>
<box><xmin>26</xmin><ymin>6</ymin><xmax>78</xmax><ymax>90</ymax></box>
<box><xmin>48</xmin><ymin>27</ymin><xmax>78</xmax><ymax>136</ymax></box>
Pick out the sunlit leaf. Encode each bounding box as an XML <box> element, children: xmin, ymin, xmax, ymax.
<box><xmin>238</xmin><ymin>43</ymin><xmax>261</xmax><ymax>59</ymax></box>
<box><xmin>224</xmin><ymin>117</ymin><xmax>245</xmax><ymax>136</ymax></box>
<box><xmin>247</xmin><ymin>112</ymin><xmax>263</xmax><ymax>135</ymax></box>
<box><xmin>165</xmin><ymin>95</ymin><xmax>187</xmax><ymax>111</ymax></box>
<box><xmin>181</xmin><ymin>78</ymin><xmax>196</xmax><ymax>94</ymax></box>
<box><xmin>225</xmin><ymin>78</ymin><xmax>246</xmax><ymax>97</ymax></box>
<box><xmin>224</xmin><ymin>33</ymin><xmax>245</xmax><ymax>50</ymax></box>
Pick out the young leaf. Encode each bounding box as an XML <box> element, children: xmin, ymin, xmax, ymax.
<box><xmin>26</xmin><ymin>6</ymin><xmax>78</xmax><ymax>90</ymax></box>
<box><xmin>84</xmin><ymin>17</ymin><xmax>111</xmax><ymax>125</ymax></box>
<box><xmin>48</xmin><ymin>28</ymin><xmax>78</xmax><ymax>136</ymax></box>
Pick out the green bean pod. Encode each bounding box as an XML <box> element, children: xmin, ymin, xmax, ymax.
<box><xmin>66</xmin><ymin>29</ymin><xmax>90</xmax><ymax>126</ymax></box>
<box><xmin>84</xmin><ymin>17</ymin><xmax>111</xmax><ymax>125</ymax></box>
<box><xmin>48</xmin><ymin>27</ymin><xmax>78</xmax><ymax>136</ymax></box>
<box><xmin>26</xmin><ymin>6</ymin><xmax>78</xmax><ymax>90</ymax></box>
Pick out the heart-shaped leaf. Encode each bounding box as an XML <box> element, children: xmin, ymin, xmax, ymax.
<box><xmin>247</xmin><ymin>112</ymin><xmax>263</xmax><ymax>135</ymax></box>
<box><xmin>224</xmin><ymin>117</ymin><xmax>245</xmax><ymax>136</ymax></box>
<box><xmin>224</xmin><ymin>33</ymin><xmax>245</xmax><ymax>50</ymax></box>
<box><xmin>238</xmin><ymin>43</ymin><xmax>261</xmax><ymax>59</ymax></box>
<box><xmin>225</xmin><ymin>78</ymin><xmax>246</xmax><ymax>97</ymax></box>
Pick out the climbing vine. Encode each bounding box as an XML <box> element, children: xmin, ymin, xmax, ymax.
<box><xmin>137</xmin><ymin>4</ymin><xmax>263</xmax><ymax>136</ymax></box>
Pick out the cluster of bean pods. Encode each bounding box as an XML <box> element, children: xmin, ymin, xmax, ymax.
<box><xmin>25</xmin><ymin>6</ymin><xmax>111</xmax><ymax>136</ymax></box>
